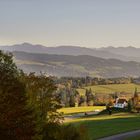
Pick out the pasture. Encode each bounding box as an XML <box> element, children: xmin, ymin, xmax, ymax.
<box><xmin>58</xmin><ymin>106</ymin><xmax>105</xmax><ymax>115</ymax></box>
<box><xmin>77</xmin><ymin>83</ymin><xmax>140</xmax><ymax>95</ymax></box>
<box><xmin>67</xmin><ymin>113</ymin><xmax>140</xmax><ymax>140</ymax></box>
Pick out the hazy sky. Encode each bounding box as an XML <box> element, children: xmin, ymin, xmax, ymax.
<box><xmin>0</xmin><ymin>0</ymin><xmax>140</xmax><ymax>48</ymax></box>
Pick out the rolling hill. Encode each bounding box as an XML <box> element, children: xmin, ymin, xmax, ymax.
<box><xmin>1</xmin><ymin>43</ymin><xmax>140</xmax><ymax>77</ymax></box>
<box><xmin>13</xmin><ymin>51</ymin><xmax>140</xmax><ymax>78</ymax></box>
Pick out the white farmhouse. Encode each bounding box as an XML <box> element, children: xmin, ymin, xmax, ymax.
<box><xmin>114</xmin><ymin>98</ymin><xmax>128</xmax><ymax>108</ymax></box>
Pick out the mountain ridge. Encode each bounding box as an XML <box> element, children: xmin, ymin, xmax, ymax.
<box><xmin>1</xmin><ymin>43</ymin><xmax>140</xmax><ymax>77</ymax></box>
<box><xmin>1</xmin><ymin>43</ymin><xmax>140</xmax><ymax>62</ymax></box>
<box><xmin>13</xmin><ymin>51</ymin><xmax>140</xmax><ymax>78</ymax></box>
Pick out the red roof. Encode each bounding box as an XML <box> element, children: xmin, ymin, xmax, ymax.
<box><xmin>117</xmin><ymin>99</ymin><xmax>127</xmax><ymax>104</ymax></box>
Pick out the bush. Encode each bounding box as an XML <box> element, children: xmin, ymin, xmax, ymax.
<box><xmin>99</xmin><ymin>107</ymin><xmax>128</xmax><ymax>115</ymax></box>
<box><xmin>43</xmin><ymin>124</ymin><xmax>89</xmax><ymax>140</ymax></box>
<box><xmin>59</xmin><ymin>124</ymin><xmax>89</xmax><ymax>140</ymax></box>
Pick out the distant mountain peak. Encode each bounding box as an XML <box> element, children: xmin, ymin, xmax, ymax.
<box><xmin>21</xmin><ymin>42</ymin><xmax>32</xmax><ymax>46</ymax></box>
<box><xmin>12</xmin><ymin>42</ymin><xmax>33</xmax><ymax>47</ymax></box>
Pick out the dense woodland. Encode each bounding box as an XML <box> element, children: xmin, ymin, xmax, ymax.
<box><xmin>0</xmin><ymin>51</ymin><xmax>89</xmax><ymax>140</ymax></box>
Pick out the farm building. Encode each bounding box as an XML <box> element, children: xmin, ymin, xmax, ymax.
<box><xmin>114</xmin><ymin>98</ymin><xmax>128</xmax><ymax>108</ymax></box>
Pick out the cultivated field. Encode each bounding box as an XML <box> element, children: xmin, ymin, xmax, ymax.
<box><xmin>77</xmin><ymin>83</ymin><xmax>140</xmax><ymax>95</ymax></box>
<box><xmin>58</xmin><ymin>106</ymin><xmax>105</xmax><ymax>115</ymax></box>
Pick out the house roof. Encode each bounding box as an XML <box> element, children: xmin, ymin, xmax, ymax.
<box><xmin>117</xmin><ymin>99</ymin><xmax>127</xmax><ymax>104</ymax></box>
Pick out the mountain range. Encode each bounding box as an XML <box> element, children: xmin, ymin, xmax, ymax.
<box><xmin>1</xmin><ymin>43</ymin><xmax>140</xmax><ymax>77</ymax></box>
<box><xmin>1</xmin><ymin>43</ymin><xmax>140</xmax><ymax>62</ymax></box>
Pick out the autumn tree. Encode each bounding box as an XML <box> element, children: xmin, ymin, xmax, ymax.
<box><xmin>0</xmin><ymin>51</ymin><xmax>39</xmax><ymax>140</ymax></box>
<box><xmin>24</xmin><ymin>73</ymin><xmax>63</xmax><ymax>139</ymax></box>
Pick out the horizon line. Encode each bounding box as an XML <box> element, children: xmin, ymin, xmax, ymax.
<box><xmin>0</xmin><ymin>42</ymin><xmax>138</xmax><ymax>49</ymax></box>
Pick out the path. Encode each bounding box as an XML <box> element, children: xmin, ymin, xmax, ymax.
<box><xmin>64</xmin><ymin>111</ymin><xmax>100</xmax><ymax>122</ymax></box>
<box><xmin>98</xmin><ymin>129</ymin><xmax>140</xmax><ymax>140</ymax></box>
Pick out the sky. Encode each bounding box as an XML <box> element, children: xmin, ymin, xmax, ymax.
<box><xmin>0</xmin><ymin>0</ymin><xmax>140</xmax><ymax>48</ymax></box>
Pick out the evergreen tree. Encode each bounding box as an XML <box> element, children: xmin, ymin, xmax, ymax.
<box><xmin>133</xmin><ymin>87</ymin><xmax>139</xmax><ymax>107</ymax></box>
<box><xmin>85</xmin><ymin>88</ymin><xmax>94</xmax><ymax>106</ymax></box>
<box><xmin>69</xmin><ymin>94</ymin><xmax>76</xmax><ymax>107</ymax></box>
<box><xmin>79</xmin><ymin>96</ymin><xmax>87</xmax><ymax>106</ymax></box>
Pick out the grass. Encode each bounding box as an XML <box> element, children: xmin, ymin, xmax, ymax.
<box><xmin>125</xmin><ymin>136</ymin><xmax>140</xmax><ymax>140</ymax></box>
<box><xmin>66</xmin><ymin>113</ymin><xmax>140</xmax><ymax>140</ymax></box>
<box><xmin>77</xmin><ymin>83</ymin><xmax>140</xmax><ymax>95</ymax></box>
<box><xmin>58</xmin><ymin>106</ymin><xmax>105</xmax><ymax>115</ymax></box>
<box><xmin>76</xmin><ymin>88</ymin><xmax>86</xmax><ymax>96</ymax></box>
<box><xmin>99</xmin><ymin>107</ymin><xmax>128</xmax><ymax>115</ymax></box>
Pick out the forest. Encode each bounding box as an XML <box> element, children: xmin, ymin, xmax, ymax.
<box><xmin>0</xmin><ymin>51</ymin><xmax>89</xmax><ymax>140</ymax></box>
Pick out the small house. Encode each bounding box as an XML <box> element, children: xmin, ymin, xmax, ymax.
<box><xmin>114</xmin><ymin>98</ymin><xmax>128</xmax><ymax>108</ymax></box>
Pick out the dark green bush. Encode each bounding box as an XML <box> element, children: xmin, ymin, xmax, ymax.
<box><xmin>43</xmin><ymin>124</ymin><xmax>89</xmax><ymax>140</ymax></box>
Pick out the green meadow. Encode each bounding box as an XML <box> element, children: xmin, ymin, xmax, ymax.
<box><xmin>77</xmin><ymin>83</ymin><xmax>140</xmax><ymax>95</ymax></box>
<box><xmin>58</xmin><ymin>106</ymin><xmax>105</xmax><ymax>115</ymax></box>
<box><xmin>67</xmin><ymin>113</ymin><xmax>140</xmax><ymax>140</ymax></box>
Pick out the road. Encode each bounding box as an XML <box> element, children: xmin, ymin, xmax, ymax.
<box><xmin>98</xmin><ymin>129</ymin><xmax>140</xmax><ymax>140</ymax></box>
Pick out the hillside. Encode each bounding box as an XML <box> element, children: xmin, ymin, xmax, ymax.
<box><xmin>101</xmin><ymin>46</ymin><xmax>140</xmax><ymax>57</ymax></box>
<box><xmin>13</xmin><ymin>51</ymin><xmax>140</xmax><ymax>77</ymax></box>
<box><xmin>101</xmin><ymin>46</ymin><xmax>140</xmax><ymax>62</ymax></box>
<box><xmin>77</xmin><ymin>83</ymin><xmax>140</xmax><ymax>95</ymax></box>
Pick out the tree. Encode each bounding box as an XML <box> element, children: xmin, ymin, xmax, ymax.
<box><xmin>79</xmin><ymin>96</ymin><xmax>87</xmax><ymax>106</ymax></box>
<box><xmin>0</xmin><ymin>51</ymin><xmax>39</xmax><ymax>140</ymax></box>
<box><xmin>127</xmin><ymin>100</ymin><xmax>132</xmax><ymax>112</ymax></box>
<box><xmin>69</xmin><ymin>94</ymin><xmax>76</xmax><ymax>107</ymax></box>
<box><xmin>24</xmin><ymin>73</ymin><xmax>63</xmax><ymax>139</ymax></box>
<box><xmin>59</xmin><ymin>124</ymin><xmax>89</xmax><ymax>140</ymax></box>
<box><xmin>133</xmin><ymin>88</ymin><xmax>139</xmax><ymax>108</ymax></box>
<box><xmin>0</xmin><ymin>51</ymin><xmax>89</xmax><ymax>140</ymax></box>
<box><xmin>85</xmin><ymin>89</ymin><xmax>94</xmax><ymax>106</ymax></box>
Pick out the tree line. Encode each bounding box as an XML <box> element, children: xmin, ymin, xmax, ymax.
<box><xmin>55</xmin><ymin>82</ymin><xmax>117</xmax><ymax>107</ymax></box>
<box><xmin>55</xmin><ymin>76</ymin><xmax>132</xmax><ymax>88</ymax></box>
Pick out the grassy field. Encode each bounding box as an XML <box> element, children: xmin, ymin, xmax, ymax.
<box><xmin>58</xmin><ymin>106</ymin><xmax>105</xmax><ymax>115</ymax></box>
<box><xmin>66</xmin><ymin>113</ymin><xmax>140</xmax><ymax>140</ymax></box>
<box><xmin>125</xmin><ymin>136</ymin><xmax>140</xmax><ymax>140</ymax></box>
<box><xmin>77</xmin><ymin>83</ymin><xmax>140</xmax><ymax>95</ymax></box>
